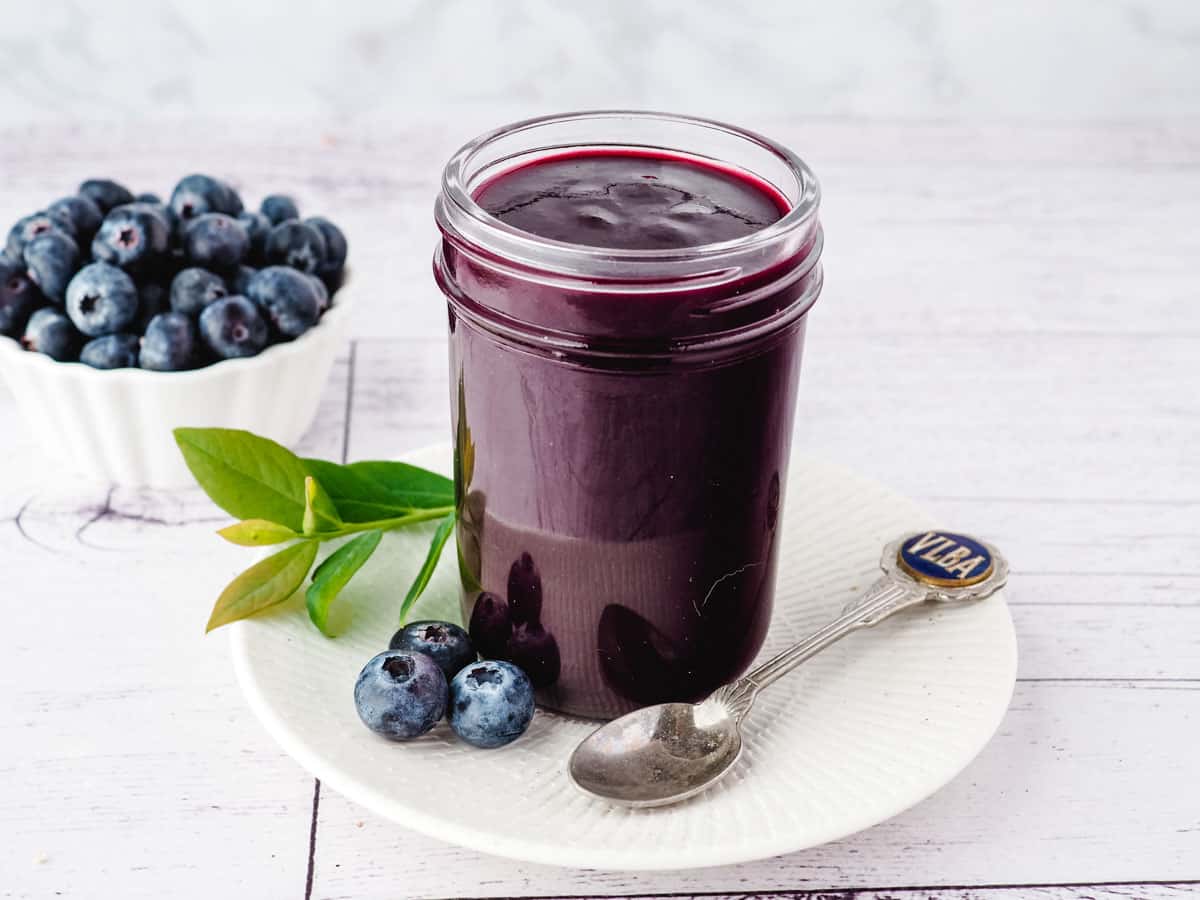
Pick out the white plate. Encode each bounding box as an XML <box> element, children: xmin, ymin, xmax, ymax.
<box><xmin>231</xmin><ymin>445</ymin><xmax>1017</xmax><ymax>871</ymax></box>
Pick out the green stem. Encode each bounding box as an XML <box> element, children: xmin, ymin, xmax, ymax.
<box><xmin>315</xmin><ymin>506</ymin><xmax>456</xmax><ymax>540</ymax></box>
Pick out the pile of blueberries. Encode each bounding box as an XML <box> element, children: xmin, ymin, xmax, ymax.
<box><xmin>0</xmin><ymin>175</ymin><xmax>347</xmax><ymax>370</ymax></box>
<box><xmin>355</xmin><ymin>620</ymin><xmax>536</xmax><ymax>749</ymax></box>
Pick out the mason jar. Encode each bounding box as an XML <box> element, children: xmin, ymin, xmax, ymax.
<box><xmin>434</xmin><ymin>111</ymin><xmax>823</xmax><ymax>719</ymax></box>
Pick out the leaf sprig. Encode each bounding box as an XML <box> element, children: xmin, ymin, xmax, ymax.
<box><xmin>175</xmin><ymin>428</ymin><xmax>456</xmax><ymax>636</ymax></box>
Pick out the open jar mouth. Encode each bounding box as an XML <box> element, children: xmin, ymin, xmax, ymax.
<box><xmin>434</xmin><ymin>111</ymin><xmax>824</xmax><ymax>361</ymax></box>
<box><xmin>436</xmin><ymin>110</ymin><xmax>821</xmax><ymax>280</ymax></box>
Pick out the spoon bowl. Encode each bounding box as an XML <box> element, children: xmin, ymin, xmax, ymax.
<box><xmin>568</xmin><ymin>699</ymin><xmax>743</xmax><ymax>807</ymax></box>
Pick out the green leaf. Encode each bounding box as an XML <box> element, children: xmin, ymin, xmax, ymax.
<box><xmin>399</xmin><ymin>514</ymin><xmax>456</xmax><ymax>624</ymax></box>
<box><xmin>305</xmin><ymin>530</ymin><xmax>383</xmax><ymax>637</ymax></box>
<box><xmin>206</xmin><ymin>540</ymin><xmax>319</xmax><ymax>632</ymax></box>
<box><xmin>302</xmin><ymin>458</ymin><xmax>454</xmax><ymax>522</ymax></box>
<box><xmin>302</xmin><ymin>476</ymin><xmax>342</xmax><ymax>535</ymax></box>
<box><xmin>175</xmin><ymin>428</ymin><xmax>310</xmax><ymax>532</ymax></box>
<box><xmin>218</xmin><ymin>519</ymin><xmax>300</xmax><ymax>546</ymax></box>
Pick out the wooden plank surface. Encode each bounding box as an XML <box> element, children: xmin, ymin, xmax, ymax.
<box><xmin>0</xmin><ymin>119</ymin><xmax>1197</xmax><ymax>899</ymax></box>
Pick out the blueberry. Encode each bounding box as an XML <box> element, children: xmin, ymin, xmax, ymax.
<box><xmin>184</xmin><ymin>213</ymin><xmax>249</xmax><ymax>270</ymax></box>
<box><xmin>47</xmin><ymin>195</ymin><xmax>103</xmax><ymax>242</ymax></box>
<box><xmin>133</xmin><ymin>199</ymin><xmax>178</xmax><ymax>235</ymax></box>
<box><xmin>321</xmin><ymin>266</ymin><xmax>345</xmax><ymax>294</ymax></box>
<box><xmin>507</xmin><ymin>552</ymin><xmax>543</xmax><ymax>625</ymax></box>
<box><xmin>79</xmin><ymin>179</ymin><xmax>135</xmax><ymax>214</ymax></box>
<box><xmin>0</xmin><ymin>257</ymin><xmax>42</xmax><ymax>337</ymax></box>
<box><xmin>170</xmin><ymin>267</ymin><xmax>228</xmax><ymax>316</ymax></box>
<box><xmin>24</xmin><ymin>230</ymin><xmax>80</xmax><ymax>303</ymax></box>
<box><xmin>140</xmin><ymin>311</ymin><xmax>197</xmax><ymax>371</ymax></box>
<box><xmin>135</xmin><ymin>280</ymin><xmax>169</xmax><ymax>330</ymax></box>
<box><xmin>198</xmin><ymin>295</ymin><xmax>268</xmax><ymax>359</ymax></box>
<box><xmin>306</xmin><ymin>272</ymin><xmax>330</xmax><ymax>312</ymax></box>
<box><xmin>232</xmin><ymin>265</ymin><xmax>257</xmax><ymax>296</ymax></box>
<box><xmin>21</xmin><ymin>307</ymin><xmax>82</xmax><ymax>361</ymax></box>
<box><xmin>447</xmin><ymin>660</ymin><xmax>535</xmax><ymax>749</ymax></box>
<box><xmin>6</xmin><ymin>211</ymin><xmax>70</xmax><ymax>259</ymax></box>
<box><xmin>260</xmin><ymin>194</ymin><xmax>299</xmax><ymax>224</ymax></box>
<box><xmin>237</xmin><ymin>211</ymin><xmax>271</xmax><ymax>262</ymax></box>
<box><xmin>44</xmin><ymin>204</ymin><xmax>80</xmax><ymax>240</ymax></box>
<box><xmin>468</xmin><ymin>591</ymin><xmax>513</xmax><ymax>660</ymax></box>
<box><xmin>245</xmin><ymin>266</ymin><xmax>320</xmax><ymax>337</ymax></box>
<box><xmin>263</xmin><ymin>220</ymin><xmax>326</xmax><ymax>274</ymax></box>
<box><xmin>65</xmin><ymin>262</ymin><xmax>138</xmax><ymax>337</ymax></box>
<box><xmin>135</xmin><ymin>192</ymin><xmax>162</xmax><ymax>205</ymax></box>
<box><xmin>80</xmin><ymin>333</ymin><xmax>140</xmax><ymax>369</ymax></box>
<box><xmin>389</xmin><ymin>621</ymin><xmax>476</xmax><ymax>681</ymax></box>
<box><xmin>305</xmin><ymin>216</ymin><xmax>347</xmax><ymax>274</ymax></box>
<box><xmin>354</xmin><ymin>650</ymin><xmax>447</xmax><ymax>741</ymax></box>
<box><xmin>169</xmin><ymin>174</ymin><xmax>243</xmax><ymax>226</ymax></box>
<box><xmin>506</xmin><ymin>623</ymin><xmax>561</xmax><ymax>689</ymax></box>
<box><xmin>91</xmin><ymin>204</ymin><xmax>170</xmax><ymax>271</ymax></box>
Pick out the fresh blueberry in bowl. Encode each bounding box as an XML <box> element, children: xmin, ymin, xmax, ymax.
<box><xmin>246</xmin><ymin>265</ymin><xmax>321</xmax><ymax>337</ymax></box>
<box><xmin>468</xmin><ymin>591</ymin><xmax>513</xmax><ymax>660</ymax></box>
<box><xmin>354</xmin><ymin>650</ymin><xmax>448</xmax><ymax>741</ymax></box>
<box><xmin>198</xmin><ymin>295</ymin><xmax>269</xmax><ymax>359</ymax></box>
<box><xmin>264</xmin><ymin>220</ymin><xmax>326</xmax><ymax>274</ymax></box>
<box><xmin>92</xmin><ymin>204</ymin><xmax>170</xmax><ymax>271</ymax></box>
<box><xmin>79</xmin><ymin>178</ymin><xmax>135</xmax><ymax>214</ymax></box>
<box><xmin>389</xmin><ymin>621</ymin><xmax>476</xmax><ymax>681</ymax></box>
<box><xmin>170</xmin><ymin>267</ymin><xmax>228</xmax><ymax>317</ymax></box>
<box><xmin>169</xmin><ymin>174</ymin><xmax>243</xmax><ymax>227</ymax></box>
<box><xmin>448</xmin><ymin>660</ymin><xmax>535</xmax><ymax>749</ymax></box>
<box><xmin>140</xmin><ymin>312</ymin><xmax>197</xmax><ymax>371</ymax></box>
<box><xmin>0</xmin><ymin>257</ymin><xmax>42</xmax><ymax>337</ymax></box>
<box><xmin>232</xmin><ymin>265</ymin><xmax>257</xmax><ymax>296</ymax></box>
<box><xmin>237</xmin><ymin>211</ymin><xmax>271</xmax><ymax>263</ymax></box>
<box><xmin>135</xmin><ymin>280</ymin><xmax>169</xmax><ymax>330</ymax></box>
<box><xmin>47</xmin><ymin>194</ymin><xmax>103</xmax><ymax>242</ymax></box>
<box><xmin>80</xmin><ymin>333</ymin><xmax>141</xmax><ymax>370</ymax></box>
<box><xmin>305</xmin><ymin>216</ymin><xmax>347</xmax><ymax>276</ymax></box>
<box><xmin>21</xmin><ymin>307</ymin><xmax>82</xmax><ymax>361</ymax></box>
<box><xmin>24</xmin><ymin>230</ymin><xmax>80</xmax><ymax>304</ymax></box>
<box><xmin>306</xmin><ymin>273</ymin><xmax>330</xmax><ymax>312</ymax></box>
<box><xmin>65</xmin><ymin>262</ymin><xmax>139</xmax><ymax>337</ymax></box>
<box><xmin>260</xmin><ymin>194</ymin><xmax>299</xmax><ymax>224</ymax></box>
<box><xmin>184</xmin><ymin>213</ymin><xmax>249</xmax><ymax>270</ymax></box>
<box><xmin>6</xmin><ymin>211</ymin><xmax>69</xmax><ymax>260</ymax></box>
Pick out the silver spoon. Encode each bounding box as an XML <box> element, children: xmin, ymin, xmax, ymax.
<box><xmin>568</xmin><ymin>530</ymin><xmax>1008</xmax><ymax>808</ymax></box>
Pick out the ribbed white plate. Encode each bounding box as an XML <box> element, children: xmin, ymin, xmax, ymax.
<box><xmin>231</xmin><ymin>445</ymin><xmax>1017</xmax><ymax>871</ymax></box>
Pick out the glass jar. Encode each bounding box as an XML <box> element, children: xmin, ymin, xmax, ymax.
<box><xmin>434</xmin><ymin>111</ymin><xmax>823</xmax><ymax>719</ymax></box>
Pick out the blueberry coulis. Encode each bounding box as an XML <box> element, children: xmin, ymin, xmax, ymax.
<box><xmin>451</xmin><ymin>150</ymin><xmax>808</xmax><ymax>719</ymax></box>
<box><xmin>474</xmin><ymin>150</ymin><xmax>788</xmax><ymax>251</ymax></box>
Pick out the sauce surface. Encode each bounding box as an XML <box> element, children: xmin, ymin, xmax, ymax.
<box><xmin>475</xmin><ymin>151</ymin><xmax>788</xmax><ymax>251</ymax></box>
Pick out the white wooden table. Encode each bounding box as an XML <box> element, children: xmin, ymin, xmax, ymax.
<box><xmin>1</xmin><ymin>119</ymin><xmax>1197</xmax><ymax>899</ymax></box>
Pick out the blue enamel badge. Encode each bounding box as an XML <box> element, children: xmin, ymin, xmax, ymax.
<box><xmin>898</xmin><ymin>531</ymin><xmax>994</xmax><ymax>587</ymax></box>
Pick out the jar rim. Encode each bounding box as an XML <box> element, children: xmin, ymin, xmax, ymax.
<box><xmin>436</xmin><ymin>110</ymin><xmax>821</xmax><ymax>277</ymax></box>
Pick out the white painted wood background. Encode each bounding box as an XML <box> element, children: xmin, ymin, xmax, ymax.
<box><xmin>0</xmin><ymin>118</ymin><xmax>1197</xmax><ymax>899</ymax></box>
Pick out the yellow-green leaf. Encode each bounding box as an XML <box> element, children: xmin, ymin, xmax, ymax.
<box><xmin>305</xmin><ymin>530</ymin><xmax>383</xmax><ymax>637</ymax></box>
<box><xmin>217</xmin><ymin>519</ymin><xmax>300</xmax><ymax>546</ymax></box>
<box><xmin>175</xmin><ymin>428</ymin><xmax>310</xmax><ymax>531</ymax></box>
<box><xmin>206</xmin><ymin>540</ymin><xmax>319</xmax><ymax>633</ymax></box>
<box><xmin>399</xmin><ymin>514</ymin><xmax>456</xmax><ymax>624</ymax></box>
<box><xmin>302</xmin><ymin>476</ymin><xmax>341</xmax><ymax>535</ymax></box>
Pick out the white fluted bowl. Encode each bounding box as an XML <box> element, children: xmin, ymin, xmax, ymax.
<box><xmin>0</xmin><ymin>292</ymin><xmax>352</xmax><ymax>488</ymax></box>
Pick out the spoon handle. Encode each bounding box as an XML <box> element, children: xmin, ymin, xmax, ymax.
<box><xmin>710</xmin><ymin>576</ymin><xmax>925</xmax><ymax>721</ymax></box>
